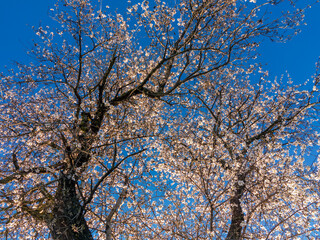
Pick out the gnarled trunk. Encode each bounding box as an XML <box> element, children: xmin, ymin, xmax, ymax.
<box><xmin>49</xmin><ymin>174</ymin><xmax>93</xmax><ymax>240</ymax></box>
<box><xmin>226</xmin><ymin>175</ymin><xmax>245</xmax><ymax>240</ymax></box>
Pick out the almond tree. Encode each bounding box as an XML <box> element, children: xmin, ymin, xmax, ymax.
<box><xmin>0</xmin><ymin>0</ymin><xmax>312</xmax><ymax>239</ymax></box>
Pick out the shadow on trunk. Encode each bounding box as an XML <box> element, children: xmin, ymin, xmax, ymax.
<box><xmin>49</xmin><ymin>174</ymin><xmax>93</xmax><ymax>240</ymax></box>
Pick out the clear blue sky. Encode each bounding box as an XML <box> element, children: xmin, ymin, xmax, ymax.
<box><xmin>1</xmin><ymin>0</ymin><xmax>320</xmax><ymax>83</ymax></box>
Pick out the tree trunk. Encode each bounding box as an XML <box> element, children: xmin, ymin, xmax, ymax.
<box><xmin>226</xmin><ymin>175</ymin><xmax>245</xmax><ymax>240</ymax></box>
<box><xmin>47</xmin><ymin>106</ymin><xmax>106</xmax><ymax>239</ymax></box>
<box><xmin>49</xmin><ymin>173</ymin><xmax>93</xmax><ymax>240</ymax></box>
<box><xmin>105</xmin><ymin>222</ymin><xmax>112</xmax><ymax>240</ymax></box>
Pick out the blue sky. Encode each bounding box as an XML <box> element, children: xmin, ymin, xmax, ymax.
<box><xmin>1</xmin><ymin>0</ymin><xmax>320</xmax><ymax>83</ymax></box>
<box><xmin>0</xmin><ymin>0</ymin><xmax>53</xmax><ymax>67</ymax></box>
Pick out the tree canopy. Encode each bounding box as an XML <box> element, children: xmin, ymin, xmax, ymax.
<box><xmin>0</xmin><ymin>0</ymin><xmax>320</xmax><ymax>239</ymax></box>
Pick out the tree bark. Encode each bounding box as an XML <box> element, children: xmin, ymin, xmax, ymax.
<box><xmin>49</xmin><ymin>173</ymin><xmax>93</xmax><ymax>240</ymax></box>
<box><xmin>47</xmin><ymin>103</ymin><xmax>107</xmax><ymax>239</ymax></box>
<box><xmin>226</xmin><ymin>175</ymin><xmax>245</xmax><ymax>240</ymax></box>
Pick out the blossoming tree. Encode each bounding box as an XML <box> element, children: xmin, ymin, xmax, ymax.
<box><xmin>0</xmin><ymin>0</ymin><xmax>318</xmax><ymax>239</ymax></box>
<box><xmin>152</xmin><ymin>68</ymin><xmax>320</xmax><ymax>239</ymax></box>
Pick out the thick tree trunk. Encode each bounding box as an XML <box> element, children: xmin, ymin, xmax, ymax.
<box><xmin>47</xmin><ymin>105</ymin><xmax>107</xmax><ymax>239</ymax></box>
<box><xmin>226</xmin><ymin>175</ymin><xmax>245</xmax><ymax>240</ymax></box>
<box><xmin>49</xmin><ymin>174</ymin><xmax>93</xmax><ymax>240</ymax></box>
<box><xmin>105</xmin><ymin>222</ymin><xmax>112</xmax><ymax>240</ymax></box>
<box><xmin>226</xmin><ymin>196</ymin><xmax>244</xmax><ymax>240</ymax></box>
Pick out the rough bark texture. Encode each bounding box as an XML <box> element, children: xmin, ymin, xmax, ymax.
<box><xmin>48</xmin><ymin>102</ymin><xmax>108</xmax><ymax>239</ymax></box>
<box><xmin>50</xmin><ymin>174</ymin><xmax>93</xmax><ymax>240</ymax></box>
<box><xmin>226</xmin><ymin>175</ymin><xmax>245</xmax><ymax>240</ymax></box>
